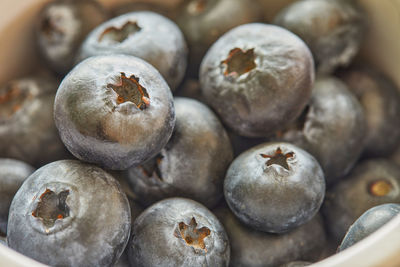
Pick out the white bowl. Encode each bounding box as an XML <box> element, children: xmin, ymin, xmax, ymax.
<box><xmin>0</xmin><ymin>0</ymin><xmax>399</xmax><ymax>266</ymax></box>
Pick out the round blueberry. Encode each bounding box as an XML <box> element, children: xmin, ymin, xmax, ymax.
<box><xmin>200</xmin><ymin>23</ymin><xmax>314</xmax><ymax>137</ymax></box>
<box><xmin>339</xmin><ymin>203</ymin><xmax>400</xmax><ymax>251</ymax></box>
<box><xmin>54</xmin><ymin>55</ymin><xmax>175</xmax><ymax>170</ymax></box>
<box><xmin>7</xmin><ymin>160</ymin><xmax>131</xmax><ymax>266</ymax></box>
<box><xmin>338</xmin><ymin>67</ymin><xmax>400</xmax><ymax>157</ymax></box>
<box><xmin>0</xmin><ymin>159</ymin><xmax>35</xmax><ymax>235</ymax></box>
<box><xmin>275</xmin><ymin>76</ymin><xmax>366</xmax><ymax>185</ymax></box>
<box><xmin>77</xmin><ymin>11</ymin><xmax>187</xmax><ymax>90</ymax></box>
<box><xmin>125</xmin><ymin>97</ymin><xmax>233</xmax><ymax>208</ymax></box>
<box><xmin>274</xmin><ymin>0</ymin><xmax>367</xmax><ymax>73</ymax></box>
<box><xmin>35</xmin><ymin>0</ymin><xmax>108</xmax><ymax>74</ymax></box>
<box><xmin>224</xmin><ymin>142</ymin><xmax>325</xmax><ymax>233</ymax></box>
<box><xmin>128</xmin><ymin>198</ymin><xmax>230</xmax><ymax>267</ymax></box>
<box><xmin>213</xmin><ymin>204</ymin><xmax>326</xmax><ymax>267</ymax></box>
<box><xmin>176</xmin><ymin>0</ymin><xmax>262</xmax><ymax>76</ymax></box>
<box><xmin>0</xmin><ymin>74</ymin><xmax>69</xmax><ymax>167</ymax></box>
<box><xmin>323</xmin><ymin>159</ymin><xmax>400</xmax><ymax>242</ymax></box>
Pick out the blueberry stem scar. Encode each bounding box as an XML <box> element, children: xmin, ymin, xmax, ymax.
<box><xmin>260</xmin><ymin>147</ymin><xmax>294</xmax><ymax>170</ymax></box>
<box><xmin>174</xmin><ymin>217</ymin><xmax>211</xmax><ymax>252</ymax></box>
<box><xmin>221</xmin><ymin>47</ymin><xmax>256</xmax><ymax>76</ymax></box>
<box><xmin>98</xmin><ymin>21</ymin><xmax>141</xmax><ymax>42</ymax></box>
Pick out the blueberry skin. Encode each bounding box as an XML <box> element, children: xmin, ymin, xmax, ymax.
<box><xmin>125</xmin><ymin>97</ymin><xmax>233</xmax><ymax>208</ymax></box>
<box><xmin>338</xmin><ymin>67</ymin><xmax>400</xmax><ymax>157</ymax></box>
<box><xmin>279</xmin><ymin>262</ymin><xmax>312</xmax><ymax>267</ymax></box>
<box><xmin>274</xmin><ymin>0</ymin><xmax>367</xmax><ymax>73</ymax></box>
<box><xmin>54</xmin><ymin>55</ymin><xmax>175</xmax><ymax>170</ymax></box>
<box><xmin>339</xmin><ymin>203</ymin><xmax>400</xmax><ymax>251</ymax></box>
<box><xmin>128</xmin><ymin>198</ymin><xmax>230</xmax><ymax>267</ymax></box>
<box><xmin>35</xmin><ymin>0</ymin><xmax>108</xmax><ymax>75</ymax></box>
<box><xmin>0</xmin><ymin>74</ymin><xmax>69</xmax><ymax>167</ymax></box>
<box><xmin>224</xmin><ymin>142</ymin><xmax>325</xmax><ymax>233</ymax></box>
<box><xmin>7</xmin><ymin>160</ymin><xmax>131</xmax><ymax>266</ymax></box>
<box><xmin>213</xmin><ymin>205</ymin><xmax>326</xmax><ymax>267</ymax></box>
<box><xmin>176</xmin><ymin>0</ymin><xmax>262</xmax><ymax>76</ymax></box>
<box><xmin>0</xmin><ymin>159</ymin><xmax>35</xmax><ymax>234</ymax></box>
<box><xmin>277</xmin><ymin>76</ymin><xmax>366</xmax><ymax>185</ymax></box>
<box><xmin>200</xmin><ymin>23</ymin><xmax>314</xmax><ymax>137</ymax></box>
<box><xmin>323</xmin><ymin>159</ymin><xmax>400</xmax><ymax>243</ymax></box>
<box><xmin>77</xmin><ymin>11</ymin><xmax>187</xmax><ymax>90</ymax></box>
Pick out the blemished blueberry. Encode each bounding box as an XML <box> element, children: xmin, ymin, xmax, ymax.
<box><xmin>54</xmin><ymin>55</ymin><xmax>175</xmax><ymax>170</ymax></box>
<box><xmin>0</xmin><ymin>74</ymin><xmax>69</xmax><ymax>167</ymax></box>
<box><xmin>322</xmin><ymin>159</ymin><xmax>400</xmax><ymax>243</ymax></box>
<box><xmin>338</xmin><ymin>203</ymin><xmax>400</xmax><ymax>251</ymax></box>
<box><xmin>213</xmin><ymin>204</ymin><xmax>326</xmax><ymax>267</ymax></box>
<box><xmin>7</xmin><ymin>160</ymin><xmax>131</xmax><ymax>266</ymax></box>
<box><xmin>77</xmin><ymin>11</ymin><xmax>187</xmax><ymax>90</ymax></box>
<box><xmin>125</xmin><ymin>97</ymin><xmax>233</xmax><ymax>208</ymax></box>
<box><xmin>127</xmin><ymin>198</ymin><xmax>230</xmax><ymax>267</ymax></box>
<box><xmin>274</xmin><ymin>0</ymin><xmax>367</xmax><ymax>73</ymax></box>
<box><xmin>275</xmin><ymin>76</ymin><xmax>366</xmax><ymax>185</ymax></box>
<box><xmin>200</xmin><ymin>23</ymin><xmax>314</xmax><ymax>137</ymax></box>
<box><xmin>35</xmin><ymin>0</ymin><xmax>108</xmax><ymax>75</ymax></box>
<box><xmin>224</xmin><ymin>142</ymin><xmax>325</xmax><ymax>233</ymax></box>
<box><xmin>0</xmin><ymin>159</ymin><xmax>35</xmax><ymax>235</ymax></box>
<box><xmin>176</xmin><ymin>0</ymin><xmax>262</xmax><ymax>77</ymax></box>
<box><xmin>338</xmin><ymin>67</ymin><xmax>400</xmax><ymax>157</ymax></box>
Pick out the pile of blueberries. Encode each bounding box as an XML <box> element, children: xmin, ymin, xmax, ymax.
<box><xmin>1</xmin><ymin>0</ymin><xmax>400</xmax><ymax>266</ymax></box>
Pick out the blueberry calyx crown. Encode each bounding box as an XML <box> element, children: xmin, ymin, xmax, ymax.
<box><xmin>0</xmin><ymin>83</ymin><xmax>30</xmax><ymax>119</ymax></box>
<box><xmin>368</xmin><ymin>180</ymin><xmax>393</xmax><ymax>197</ymax></box>
<box><xmin>107</xmin><ymin>72</ymin><xmax>150</xmax><ymax>110</ymax></box>
<box><xmin>40</xmin><ymin>14</ymin><xmax>64</xmax><ymax>43</ymax></box>
<box><xmin>260</xmin><ymin>147</ymin><xmax>294</xmax><ymax>171</ymax></box>
<box><xmin>98</xmin><ymin>21</ymin><xmax>141</xmax><ymax>43</ymax></box>
<box><xmin>139</xmin><ymin>154</ymin><xmax>164</xmax><ymax>180</ymax></box>
<box><xmin>31</xmin><ymin>188</ymin><xmax>70</xmax><ymax>229</ymax></box>
<box><xmin>174</xmin><ymin>217</ymin><xmax>211</xmax><ymax>252</ymax></box>
<box><xmin>187</xmin><ymin>0</ymin><xmax>207</xmax><ymax>15</ymax></box>
<box><xmin>221</xmin><ymin>47</ymin><xmax>256</xmax><ymax>77</ymax></box>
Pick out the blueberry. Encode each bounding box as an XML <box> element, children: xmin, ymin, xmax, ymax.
<box><xmin>275</xmin><ymin>76</ymin><xmax>366</xmax><ymax>185</ymax></box>
<box><xmin>274</xmin><ymin>0</ymin><xmax>367</xmax><ymax>73</ymax></box>
<box><xmin>127</xmin><ymin>198</ymin><xmax>230</xmax><ymax>267</ymax></box>
<box><xmin>224</xmin><ymin>142</ymin><xmax>325</xmax><ymax>233</ymax></box>
<box><xmin>0</xmin><ymin>159</ymin><xmax>35</xmax><ymax>235</ymax></box>
<box><xmin>112</xmin><ymin>1</ymin><xmax>179</xmax><ymax>20</ymax></box>
<box><xmin>213</xmin><ymin>204</ymin><xmax>326</xmax><ymax>267</ymax></box>
<box><xmin>338</xmin><ymin>67</ymin><xmax>400</xmax><ymax>157</ymax></box>
<box><xmin>125</xmin><ymin>97</ymin><xmax>233</xmax><ymax>208</ymax></box>
<box><xmin>7</xmin><ymin>160</ymin><xmax>131</xmax><ymax>266</ymax></box>
<box><xmin>176</xmin><ymin>0</ymin><xmax>262</xmax><ymax>76</ymax></box>
<box><xmin>77</xmin><ymin>11</ymin><xmax>187</xmax><ymax>90</ymax></box>
<box><xmin>200</xmin><ymin>23</ymin><xmax>314</xmax><ymax>137</ymax></box>
<box><xmin>322</xmin><ymin>159</ymin><xmax>400</xmax><ymax>243</ymax></box>
<box><xmin>54</xmin><ymin>55</ymin><xmax>175</xmax><ymax>170</ymax></box>
<box><xmin>338</xmin><ymin>203</ymin><xmax>400</xmax><ymax>251</ymax></box>
<box><xmin>0</xmin><ymin>74</ymin><xmax>69</xmax><ymax>167</ymax></box>
<box><xmin>35</xmin><ymin>0</ymin><xmax>108</xmax><ymax>75</ymax></box>
<box><xmin>279</xmin><ymin>261</ymin><xmax>312</xmax><ymax>267</ymax></box>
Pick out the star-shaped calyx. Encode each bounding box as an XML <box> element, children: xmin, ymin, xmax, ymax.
<box><xmin>107</xmin><ymin>72</ymin><xmax>150</xmax><ymax>110</ymax></box>
<box><xmin>174</xmin><ymin>217</ymin><xmax>211</xmax><ymax>252</ymax></box>
<box><xmin>260</xmin><ymin>147</ymin><xmax>294</xmax><ymax>170</ymax></box>
<box><xmin>221</xmin><ymin>47</ymin><xmax>256</xmax><ymax>76</ymax></box>
<box><xmin>0</xmin><ymin>84</ymin><xmax>31</xmax><ymax>119</ymax></box>
<box><xmin>98</xmin><ymin>21</ymin><xmax>141</xmax><ymax>42</ymax></box>
<box><xmin>139</xmin><ymin>154</ymin><xmax>163</xmax><ymax>181</ymax></box>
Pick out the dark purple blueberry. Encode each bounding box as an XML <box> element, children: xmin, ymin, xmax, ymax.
<box><xmin>213</xmin><ymin>205</ymin><xmax>326</xmax><ymax>267</ymax></box>
<box><xmin>54</xmin><ymin>55</ymin><xmax>175</xmax><ymax>170</ymax></box>
<box><xmin>338</xmin><ymin>67</ymin><xmax>400</xmax><ymax>157</ymax></box>
<box><xmin>276</xmin><ymin>76</ymin><xmax>366</xmax><ymax>185</ymax></box>
<box><xmin>224</xmin><ymin>142</ymin><xmax>325</xmax><ymax>233</ymax></box>
<box><xmin>77</xmin><ymin>11</ymin><xmax>187</xmax><ymax>90</ymax></box>
<box><xmin>35</xmin><ymin>0</ymin><xmax>108</xmax><ymax>75</ymax></box>
<box><xmin>176</xmin><ymin>0</ymin><xmax>262</xmax><ymax>76</ymax></box>
<box><xmin>323</xmin><ymin>159</ymin><xmax>400</xmax><ymax>243</ymax></box>
<box><xmin>125</xmin><ymin>97</ymin><xmax>233</xmax><ymax>208</ymax></box>
<box><xmin>339</xmin><ymin>203</ymin><xmax>400</xmax><ymax>251</ymax></box>
<box><xmin>7</xmin><ymin>160</ymin><xmax>131</xmax><ymax>266</ymax></box>
<box><xmin>274</xmin><ymin>0</ymin><xmax>367</xmax><ymax>73</ymax></box>
<box><xmin>0</xmin><ymin>159</ymin><xmax>35</xmax><ymax>235</ymax></box>
<box><xmin>200</xmin><ymin>23</ymin><xmax>314</xmax><ymax>137</ymax></box>
<box><xmin>128</xmin><ymin>198</ymin><xmax>230</xmax><ymax>266</ymax></box>
<box><xmin>0</xmin><ymin>74</ymin><xmax>69</xmax><ymax>167</ymax></box>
